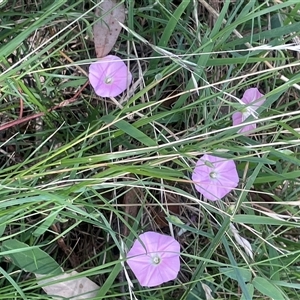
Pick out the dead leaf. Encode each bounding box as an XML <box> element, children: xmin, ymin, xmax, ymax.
<box><xmin>36</xmin><ymin>270</ymin><xmax>99</xmax><ymax>299</ymax></box>
<box><xmin>93</xmin><ymin>0</ymin><xmax>125</xmax><ymax>58</ymax></box>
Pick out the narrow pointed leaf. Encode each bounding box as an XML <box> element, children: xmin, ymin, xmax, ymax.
<box><xmin>220</xmin><ymin>267</ymin><xmax>252</xmax><ymax>283</ymax></box>
<box><xmin>2</xmin><ymin>240</ymin><xmax>62</xmax><ymax>276</ymax></box>
<box><xmin>253</xmin><ymin>277</ymin><xmax>285</xmax><ymax>300</ymax></box>
<box><xmin>241</xmin><ymin>283</ymin><xmax>254</xmax><ymax>300</ymax></box>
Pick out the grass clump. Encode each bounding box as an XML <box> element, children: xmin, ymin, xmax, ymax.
<box><xmin>0</xmin><ymin>0</ymin><xmax>300</xmax><ymax>299</ymax></box>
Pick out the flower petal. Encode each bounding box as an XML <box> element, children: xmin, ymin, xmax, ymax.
<box><xmin>149</xmin><ymin>256</ymin><xmax>180</xmax><ymax>287</ymax></box>
<box><xmin>233</xmin><ymin>110</ymin><xmax>258</xmax><ymax>136</ymax></box>
<box><xmin>89</xmin><ymin>55</ymin><xmax>132</xmax><ymax>97</ymax></box>
<box><xmin>232</xmin><ymin>111</ymin><xmax>242</xmax><ymax>127</ymax></box>
<box><xmin>238</xmin><ymin>123</ymin><xmax>256</xmax><ymax>135</ymax></box>
<box><xmin>201</xmin><ymin>180</ymin><xmax>223</xmax><ymax>201</ymax></box>
<box><xmin>196</xmin><ymin>178</ymin><xmax>236</xmax><ymax>201</ymax></box>
<box><xmin>126</xmin><ymin>232</ymin><xmax>180</xmax><ymax>287</ymax></box>
<box><xmin>192</xmin><ymin>154</ymin><xmax>239</xmax><ymax>201</ymax></box>
<box><xmin>214</xmin><ymin>158</ymin><xmax>237</xmax><ymax>175</ymax></box>
<box><xmin>132</xmin><ymin>253</ymin><xmax>180</xmax><ymax>287</ymax></box>
<box><xmin>241</xmin><ymin>88</ymin><xmax>265</xmax><ymax>109</ymax></box>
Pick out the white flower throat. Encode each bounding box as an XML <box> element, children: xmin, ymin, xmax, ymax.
<box><xmin>242</xmin><ymin>106</ymin><xmax>258</xmax><ymax>121</ymax></box>
<box><xmin>105</xmin><ymin>76</ymin><xmax>113</xmax><ymax>84</ymax></box>
<box><xmin>209</xmin><ymin>171</ymin><xmax>218</xmax><ymax>179</ymax></box>
<box><xmin>152</xmin><ymin>255</ymin><xmax>161</xmax><ymax>265</ymax></box>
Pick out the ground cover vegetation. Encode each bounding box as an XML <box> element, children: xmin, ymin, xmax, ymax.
<box><xmin>0</xmin><ymin>0</ymin><xmax>300</xmax><ymax>299</ymax></box>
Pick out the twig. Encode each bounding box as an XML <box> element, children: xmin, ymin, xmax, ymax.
<box><xmin>51</xmin><ymin>224</ymin><xmax>82</xmax><ymax>271</ymax></box>
<box><xmin>18</xmin><ymin>89</ymin><xmax>24</xmax><ymax>119</ymax></box>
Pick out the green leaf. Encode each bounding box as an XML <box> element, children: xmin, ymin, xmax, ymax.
<box><xmin>233</xmin><ymin>215</ymin><xmax>299</xmax><ymax>226</ymax></box>
<box><xmin>102</xmin><ymin>115</ymin><xmax>157</xmax><ymax>147</ymax></box>
<box><xmin>0</xmin><ymin>224</ymin><xmax>5</xmax><ymax>238</ymax></box>
<box><xmin>0</xmin><ymin>0</ymin><xmax>8</xmax><ymax>8</ymax></box>
<box><xmin>186</xmin><ymin>281</ymin><xmax>215</xmax><ymax>300</ymax></box>
<box><xmin>225</xmin><ymin>21</ymin><xmax>299</xmax><ymax>48</ymax></box>
<box><xmin>149</xmin><ymin>0</ymin><xmax>190</xmax><ymax>70</ymax></box>
<box><xmin>220</xmin><ymin>267</ymin><xmax>252</xmax><ymax>283</ymax></box>
<box><xmin>2</xmin><ymin>240</ymin><xmax>62</xmax><ymax>276</ymax></box>
<box><xmin>0</xmin><ymin>266</ymin><xmax>27</xmax><ymax>299</ymax></box>
<box><xmin>96</xmin><ymin>262</ymin><xmax>122</xmax><ymax>298</ymax></box>
<box><xmin>253</xmin><ymin>277</ymin><xmax>285</xmax><ymax>300</ymax></box>
<box><xmin>59</xmin><ymin>78</ymin><xmax>87</xmax><ymax>89</ymax></box>
<box><xmin>241</xmin><ymin>283</ymin><xmax>254</xmax><ymax>300</ymax></box>
<box><xmin>181</xmin><ymin>218</ymin><xmax>231</xmax><ymax>299</ymax></box>
<box><xmin>32</xmin><ymin>210</ymin><xmax>60</xmax><ymax>237</ymax></box>
<box><xmin>222</xmin><ymin>237</ymin><xmax>251</xmax><ymax>300</ymax></box>
<box><xmin>167</xmin><ymin>215</ymin><xmax>185</xmax><ymax>225</ymax></box>
<box><xmin>270</xmin><ymin>13</ymin><xmax>283</xmax><ymax>29</ymax></box>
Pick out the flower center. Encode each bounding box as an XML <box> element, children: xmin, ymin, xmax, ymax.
<box><xmin>242</xmin><ymin>107</ymin><xmax>251</xmax><ymax>121</ymax></box>
<box><xmin>152</xmin><ymin>255</ymin><xmax>161</xmax><ymax>265</ymax></box>
<box><xmin>209</xmin><ymin>171</ymin><xmax>218</xmax><ymax>179</ymax></box>
<box><xmin>105</xmin><ymin>76</ymin><xmax>113</xmax><ymax>84</ymax></box>
<box><xmin>242</xmin><ymin>106</ymin><xmax>258</xmax><ymax>121</ymax></box>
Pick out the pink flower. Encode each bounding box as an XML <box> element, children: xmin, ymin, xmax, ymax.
<box><xmin>89</xmin><ymin>55</ymin><xmax>132</xmax><ymax>97</ymax></box>
<box><xmin>126</xmin><ymin>231</ymin><xmax>180</xmax><ymax>287</ymax></box>
<box><xmin>232</xmin><ymin>88</ymin><xmax>265</xmax><ymax>135</ymax></box>
<box><xmin>192</xmin><ymin>154</ymin><xmax>239</xmax><ymax>201</ymax></box>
